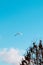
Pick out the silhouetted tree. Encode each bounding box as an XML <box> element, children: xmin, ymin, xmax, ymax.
<box><xmin>20</xmin><ymin>40</ymin><xmax>43</xmax><ymax>65</ymax></box>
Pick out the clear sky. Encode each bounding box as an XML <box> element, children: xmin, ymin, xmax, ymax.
<box><xmin>0</xmin><ymin>0</ymin><xmax>43</xmax><ymax>65</ymax></box>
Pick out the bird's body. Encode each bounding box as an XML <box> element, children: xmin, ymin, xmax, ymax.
<box><xmin>14</xmin><ymin>32</ymin><xmax>23</xmax><ymax>36</ymax></box>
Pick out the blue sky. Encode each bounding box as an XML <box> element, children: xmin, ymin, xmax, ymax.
<box><xmin>0</xmin><ymin>0</ymin><xmax>43</xmax><ymax>65</ymax></box>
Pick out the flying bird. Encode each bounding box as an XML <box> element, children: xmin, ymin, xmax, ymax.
<box><xmin>14</xmin><ymin>32</ymin><xmax>23</xmax><ymax>36</ymax></box>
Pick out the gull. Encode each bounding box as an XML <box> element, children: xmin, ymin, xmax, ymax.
<box><xmin>14</xmin><ymin>32</ymin><xmax>23</xmax><ymax>36</ymax></box>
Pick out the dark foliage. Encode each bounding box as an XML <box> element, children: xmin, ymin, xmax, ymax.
<box><xmin>20</xmin><ymin>40</ymin><xmax>43</xmax><ymax>65</ymax></box>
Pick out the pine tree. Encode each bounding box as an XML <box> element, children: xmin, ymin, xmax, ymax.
<box><xmin>20</xmin><ymin>40</ymin><xmax>43</xmax><ymax>65</ymax></box>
